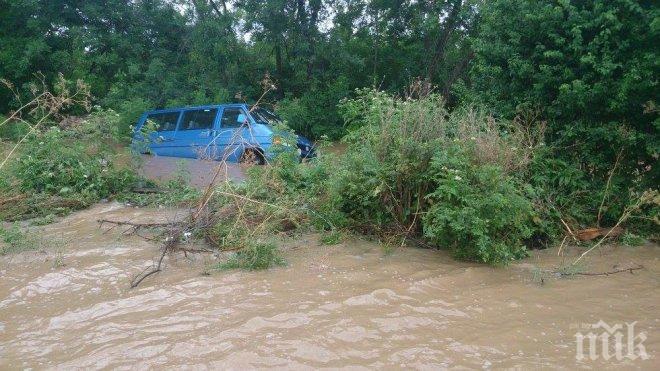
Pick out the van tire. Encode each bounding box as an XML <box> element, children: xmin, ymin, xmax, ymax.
<box><xmin>240</xmin><ymin>148</ymin><xmax>265</xmax><ymax>165</ymax></box>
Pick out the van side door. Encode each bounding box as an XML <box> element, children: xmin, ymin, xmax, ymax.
<box><xmin>217</xmin><ymin>106</ymin><xmax>251</xmax><ymax>161</ymax></box>
<box><xmin>145</xmin><ymin>111</ymin><xmax>181</xmax><ymax>157</ymax></box>
<box><xmin>172</xmin><ymin>107</ymin><xmax>220</xmax><ymax>159</ymax></box>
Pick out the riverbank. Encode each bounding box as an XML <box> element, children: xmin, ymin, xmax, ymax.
<box><xmin>0</xmin><ymin>203</ymin><xmax>657</xmax><ymax>368</ymax></box>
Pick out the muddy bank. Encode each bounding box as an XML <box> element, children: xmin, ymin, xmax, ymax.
<box><xmin>0</xmin><ymin>203</ymin><xmax>658</xmax><ymax>369</ymax></box>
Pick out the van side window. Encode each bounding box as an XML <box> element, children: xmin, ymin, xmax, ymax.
<box><xmin>220</xmin><ymin>108</ymin><xmax>248</xmax><ymax>128</ymax></box>
<box><xmin>147</xmin><ymin>112</ymin><xmax>180</xmax><ymax>132</ymax></box>
<box><xmin>179</xmin><ymin>108</ymin><xmax>218</xmax><ymax>130</ymax></box>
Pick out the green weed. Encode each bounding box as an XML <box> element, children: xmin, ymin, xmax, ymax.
<box><xmin>217</xmin><ymin>242</ymin><xmax>286</xmax><ymax>271</ymax></box>
<box><xmin>0</xmin><ymin>224</ymin><xmax>40</xmax><ymax>255</ymax></box>
<box><xmin>621</xmin><ymin>232</ymin><xmax>645</xmax><ymax>247</ymax></box>
<box><xmin>319</xmin><ymin>230</ymin><xmax>342</xmax><ymax>245</ymax></box>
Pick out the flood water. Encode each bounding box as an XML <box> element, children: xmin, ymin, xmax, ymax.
<box><xmin>0</xmin><ymin>203</ymin><xmax>658</xmax><ymax>369</ymax></box>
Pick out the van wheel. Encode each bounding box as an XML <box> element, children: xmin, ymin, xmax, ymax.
<box><xmin>240</xmin><ymin>148</ymin><xmax>265</xmax><ymax>165</ymax></box>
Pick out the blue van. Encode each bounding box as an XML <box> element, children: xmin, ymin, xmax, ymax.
<box><xmin>131</xmin><ymin>104</ymin><xmax>315</xmax><ymax>164</ymax></box>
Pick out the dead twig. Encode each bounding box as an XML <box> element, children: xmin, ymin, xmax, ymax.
<box><xmin>130</xmin><ymin>241</ymin><xmax>170</xmax><ymax>288</ymax></box>
<box><xmin>559</xmin><ymin>217</ymin><xmax>578</xmax><ymax>241</ymax></box>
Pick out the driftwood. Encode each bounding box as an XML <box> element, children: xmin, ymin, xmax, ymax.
<box><xmin>98</xmin><ymin>218</ymin><xmax>183</xmax><ymax>229</ymax></box>
<box><xmin>556</xmin><ymin>264</ymin><xmax>644</xmax><ymax>277</ymax></box>
<box><xmin>575</xmin><ymin>226</ymin><xmax>623</xmax><ymax>241</ymax></box>
<box><xmin>130</xmin><ymin>239</ymin><xmax>173</xmax><ymax>288</ymax></box>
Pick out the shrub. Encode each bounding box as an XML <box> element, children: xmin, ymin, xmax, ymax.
<box><xmin>621</xmin><ymin>232</ymin><xmax>645</xmax><ymax>247</ymax></box>
<box><xmin>1</xmin><ymin>112</ymin><xmax>140</xmax><ymax>222</ymax></box>
<box><xmin>277</xmin><ymin>78</ymin><xmax>349</xmax><ymax>140</ymax></box>
<box><xmin>12</xmin><ymin>126</ymin><xmax>136</xmax><ymax>197</ymax></box>
<box><xmin>0</xmin><ymin>117</ymin><xmax>30</xmax><ymax>141</ymax></box>
<box><xmin>217</xmin><ymin>242</ymin><xmax>285</xmax><ymax>270</ymax></box>
<box><xmin>423</xmin><ymin>145</ymin><xmax>533</xmax><ymax>264</ymax></box>
<box><xmin>329</xmin><ymin>89</ymin><xmax>545</xmax><ymax>263</ymax></box>
<box><xmin>0</xmin><ymin>224</ymin><xmax>38</xmax><ymax>255</ymax></box>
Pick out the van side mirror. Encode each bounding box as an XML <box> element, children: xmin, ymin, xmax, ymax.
<box><xmin>237</xmin><ymin>113</ymin><xmax>247</xmax><ymax>124</ymax></box>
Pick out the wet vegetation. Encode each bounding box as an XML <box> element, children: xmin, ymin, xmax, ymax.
<box><xmin>1</xmin><ymin>1</ymin><xmax>658</xmax><ymax>272</ymax></box>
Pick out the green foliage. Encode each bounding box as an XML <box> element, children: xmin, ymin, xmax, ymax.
<box><xmin>277</xmin><ymin>78</ymin><xmax>349</xmax><ymax>140</ymax></box>
<box><xmin>0</xmin><ymin>224</ymin><xmax>38</xmax><ymax>255</ymax></box>
<box><xmin>319</xmin><ymin>230</ymin><xmax>342</xmax><ymax>245</ymax></box>
<box><xmin>1</xmin><ymin>112</ymin><xmax>140</xmax><ymax>221</ymax></box>
<box><xmin>423</xmin><ymin>146</ymin><xmax>533</xmax><ymax>264</ymax></box>
<box><xmin>13</xmin><ymin>127</ymin><xmax>136</xmax><ymax>197</ymax></box>
<box><xmin>117</xmin><ymin>179</ymin><xmax>200</xmax><ymax>208</ymax></box>
<box><xmin>333</xmin><ymin>90</ymin><xmax>547</xmax><ymax>264</ymax></box>
<box><xmin>470</xmin><ymin>0</ymin><xmax>659</xmax><ymax>227</ymax></box>
<box><xmin>217</xmin><ymin>242</ymin><xmax>286</xmax><ymax>271</ymax></box>
<box><xmin>31</xmin><ymin>214</ymin><xmax>57</xmax><ymax>226</ymax></box>
<box><xmin>621</xmin><ymin>232</ymin><xmax>645</xmax><ymax>247</ymax></box>
<box><xmin>0</xmin><ymin>117</ymin><xmax>30</xmax><ymax>141</ymax></box>
<box><xmin>218</xmin><ymin>91</ymin><xmax>543</xmax><ymax>265</ymax></box>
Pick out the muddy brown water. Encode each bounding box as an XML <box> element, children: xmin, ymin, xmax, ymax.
<box><xmin>138</xmin><ymin>155</ymin><xmax>245</xmax><ymax>189</ymax></box>
<box><xmin>0</xmin><ymin>203</ymin><xmax>658</xmax><ymax>369</ymax></box>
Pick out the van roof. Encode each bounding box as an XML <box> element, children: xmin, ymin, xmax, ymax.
<box><xmin>144</xmin><ymin>103</ymin><xmax>249</xmax><ymax>115</ymax></box>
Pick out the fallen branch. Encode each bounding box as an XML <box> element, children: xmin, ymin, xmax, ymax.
<box><xmin>572</xmin><ymin>190</ymin><xmax>657</xmax><ymax>265</ymax></box>
<box><xmin>98</xmin><ymin>219</ymin><xmax>185</xmax><ymax>229</ymax></box>
<box><xmin>130</xmin><ymin>242</ymin><xmax>170</xmax><ymax>288</ymax></box>
<box><xmin>556</xmin><ymin>264</ymin><xmax>643</xmax><ymax>277</ymax></box>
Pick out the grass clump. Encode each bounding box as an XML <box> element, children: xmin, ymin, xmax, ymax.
<box><xmin>117</xmin><ymin>179</ymin><xmax>200</xmax><ymax>207</ymax></box>
<box><xmin>217</xmin><ymin>242</ymin><xmax>285</xmax><ymax>271</ymax></box>
<box><xmin>320</xmin><ymin>230</ymin><xmax>342</xmax><ymax>245</ymax></box>
<box><xmin>0</xmin><ymin>224</ymin><xmax>39</xmax><ymax>255</ymax></box>
<box><xmin>620</xmin><ymin>232</ymin><xmax>645</xmax><ymax>247</ymax></box>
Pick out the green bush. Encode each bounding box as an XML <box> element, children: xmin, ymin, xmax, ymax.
<box><xmin>217</xmin><ymin>242</ymin><xmax>286</xmax><ymax>270</ymax></box>
<box><xmin>331</xmin><ymin>90</ymin><xmax>544</xmax><ymax>263</ymax></box>
<box><xmin>0</xmin><ymin>224</ymin><xmax>38</xmax><ymax>255</ymax></box>
<box><xmin>1</xmin><ymin>112</ymin><xmax>141</xmax><ymax>222</ymax></box>
<box><xmin>277</xmin><ymin>78</ymin><xmax>349</xmax><ymax>140</ymax></box>
<box><xmin>423</xmin><ymin>145</ymin><xmax>533</xmax><ymax>264</ymax></box>
<box><xmin>13</xmin><ymin>127</ymin><xmax>136</xmax><ymax>197</ymax></box>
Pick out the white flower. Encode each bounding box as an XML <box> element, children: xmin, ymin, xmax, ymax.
<box><xmin>470</xmin><ymin>136</ymin><xmax>476</xmax><ymax>140</ymax></box>
<box><xmin>454</xmin><ymin>175</ymin><xmax>462</xmax><ymax>181</ymax></box>
<box><xmin>184</xmin><ymin>232</ymin><xmax>192</xmax><ymax>238</ymax></box>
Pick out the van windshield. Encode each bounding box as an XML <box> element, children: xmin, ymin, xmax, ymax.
<box><xmin>250</xmin><ymin>106</ymin><xmax>282</xmax><ymax>125</ymax></box>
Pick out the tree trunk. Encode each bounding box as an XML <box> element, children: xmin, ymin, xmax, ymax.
<box><xmin>426</xmin><ymin>0</ymin><xmax>463</xmax><ymax>81</ymax></box>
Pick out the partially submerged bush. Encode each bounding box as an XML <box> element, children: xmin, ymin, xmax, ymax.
<box><xmin>0</xmin><ymin>224</ymin><xmax>39</xmax><ymax>255</ymax></box>
<box><xmin>12</xmin><ymin>126</ymin><xmax>136</xmax><ymax>197</ymax></box>
<box><xmin>217</xmin><ymin>242</ymin><xmax>285</xmax><ymax>270</ymax></box>
<box><xmin>329</xmin><ymin>89</ymin><xmax>544</xmax><ymax>262</ymax></box>
<box><xmin>423</xmin><ymin>145</ymin><xmax>533</xmax><ymax>264</ymax></box>
<box><xmin>1</xmin><ymin>111</ymin><xmax>140</xmax><ymax>221</ymax></box>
